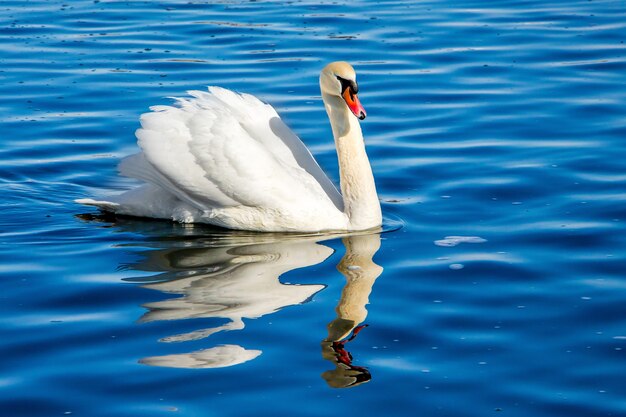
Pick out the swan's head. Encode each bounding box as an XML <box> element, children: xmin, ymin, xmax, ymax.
<box><xmin>320</xmin><ymin>61</ymin><xmax>367</xmax><ymax>120</ymax></box>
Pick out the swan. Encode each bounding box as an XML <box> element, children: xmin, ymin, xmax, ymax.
<box><xmin>77</xmin><ymin>62</ymin><xmax>382</xmax><ymax>232</ymax></box>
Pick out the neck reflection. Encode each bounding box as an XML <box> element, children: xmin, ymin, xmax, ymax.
<box><xmin>321</xmin><ymin>233</ymin><xmax>383</xmax><ymax>388</ymax></box>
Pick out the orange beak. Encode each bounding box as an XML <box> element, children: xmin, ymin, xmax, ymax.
<box><xmin>342</xmin><ymin>88</ymin><xmax>366</xmax><ymax>120</ymax></box>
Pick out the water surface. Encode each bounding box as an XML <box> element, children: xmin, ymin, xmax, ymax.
<box><xmin>2</xmin><ymin>0</ymin><xmax>626</xmax><ymax>416</ymax></box>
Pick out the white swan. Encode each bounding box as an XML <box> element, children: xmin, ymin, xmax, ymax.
<box><xmin>77</xmin><ymin>62</ymin><xmax>382</xmax><ymax>232</ymax></box>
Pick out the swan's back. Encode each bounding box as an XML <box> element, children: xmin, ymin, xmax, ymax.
<box><xmin>79</xmin><ymin>87</ymin><xmax>347</xmax><ymax>232</ymax></box>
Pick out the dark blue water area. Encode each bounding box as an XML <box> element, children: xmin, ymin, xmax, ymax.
<box><xmin>2</xmin><ymin>0</ymin><xmax>626</xmax><ymax>416</ymax></box>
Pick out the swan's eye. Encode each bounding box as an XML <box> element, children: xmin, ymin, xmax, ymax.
<box><xmin>336</xmin><ymin>75</ymin><xmax>358</xmax><ymax>95</ymax></box>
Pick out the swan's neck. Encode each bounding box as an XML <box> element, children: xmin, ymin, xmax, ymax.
<box><xmin>323</xmin><ymin>93</ymin><xmax>382</xmax><ymax>230</ymax></box>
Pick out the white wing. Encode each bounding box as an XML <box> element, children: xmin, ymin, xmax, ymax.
<box><xmin>130</xmin><ymin>87</ymin><xmax>342</xmax><ymax>213</ymax></box>
<box><xmin>77</xmin><ymin>87</ymin><xmax>348</xmax><ymax>231</ymax></box>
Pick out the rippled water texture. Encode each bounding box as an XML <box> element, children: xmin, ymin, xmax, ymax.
<box><xmin>2</xmin><ymin>0</ymin><xmax>626</xmax><ymax>416</ymax></box>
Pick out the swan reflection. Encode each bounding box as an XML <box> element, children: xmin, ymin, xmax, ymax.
<box><xmin>135</xmin><ymin>239</ymin><xmax>330</xmax><ymax>342</ymax></box>
<box><xmin>79</xmin><ymin>215</ymin><xmax>383</xmax><ymax>380</ymax></box>
<box><xmin>126</xmin><ymin>233</ymin><xmax>331</xmax><ymax>369</ymax></box>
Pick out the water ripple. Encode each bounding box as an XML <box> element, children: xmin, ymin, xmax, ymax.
<box><xmin>2</xmin><ymin>0</ymin><xmax>626</xmax><ymax>415</ymax></box>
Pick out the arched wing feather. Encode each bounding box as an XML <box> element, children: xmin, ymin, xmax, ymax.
<box><xmin>126</xmin><ymin>87</ymin><xmax>342</xmax><ymax>215</ymax></box>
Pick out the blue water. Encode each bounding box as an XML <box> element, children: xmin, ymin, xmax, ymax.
<box><xmin>2</xmin><ymin>0</ymin><xmax>626</xmax><ymax>415</ymax></box>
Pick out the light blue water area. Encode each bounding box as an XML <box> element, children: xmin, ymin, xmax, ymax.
<box><xmin>2</xmin><ymin>0</ymin><xmax>626</xmax><ymax>415</ymax></box>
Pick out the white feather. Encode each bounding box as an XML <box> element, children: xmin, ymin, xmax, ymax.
<box><xmin>78</xmin><ymin>86</ymin><xmax>348</xmax><ymax>232</ymax></box>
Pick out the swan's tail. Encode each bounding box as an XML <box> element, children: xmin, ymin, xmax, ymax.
<box><xmin>75</xmin><ymin>198</ymin><xmax>120</xmax><ymax>212</ymax></box>
<box><xmin>75</xmin><ymin>184</ymin><xmax>205</xmax><ymax>223</ymax></box>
